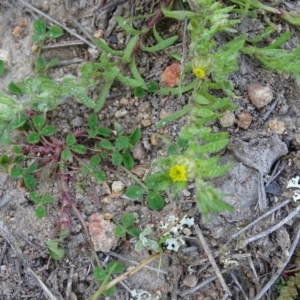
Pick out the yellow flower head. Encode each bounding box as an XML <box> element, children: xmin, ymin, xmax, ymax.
<box><xmin>169</xmin><ymin>165</ymin><xmax>187</xmax><ymax>182</ymax></box>
<box><xmin>193</xmin><ymin>67</ymin><xmax>206</xmax><ymax>79</ymax></box>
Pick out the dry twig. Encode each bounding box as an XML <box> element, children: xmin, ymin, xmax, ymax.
<box><xmin>253</xmin><ymin>224</ymin><xmax>300</xmax><ymax>300</ymax></box>
<box><xmin>229</xmin><ymin>199</ymin><xmax>291</xmax><ymax>241</ymax></box>
<box><xmin>240</xmin><ymin>203</ymin><xmax>300</xmax><ymax>248</ymax></box>
<box><xmin>108</xmin><ymin>251</ymin><xmax>167</xmax><ymax>274</ymax></box>
<box><xmin>179</xmin><ymin>269</ymin><xmax>227</xmax><ymax>297</ymax></box>
<box><xmin>194</xmin><ymin>224</ymin><xmax>232</xmax><ymax>296</ymax></box>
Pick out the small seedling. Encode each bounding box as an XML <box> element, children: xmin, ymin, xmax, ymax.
<box><xmin>114</xmin><ymin>213</ymin><xmax>141</xmax><ymax>238</ymax></box>
<box><xmin>32</xmin><ymin>19</ymin><xmax>63</xmax><ymax>72</ymax></box>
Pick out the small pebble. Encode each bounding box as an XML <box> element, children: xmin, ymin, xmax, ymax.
<box><xmin>219</xmin><ymin>110</ymin><xmax>235</xmax><ymax>128</ymax></box>
<box><xmin>150</xmin><ymin>135</ymin><xmax>158</xmax><ymax>146</ymax></box>
<box><xmin>237</xmin><ymin>112</ymin><xmax>252</xmax><ymax>130</ymax></box>
<box><xmin>248</xmin><ymin>83</ymin><xmax>273</xmax><ymax>109</ymax></box>
<box><xmin>138</xmin><ymin>102</ymin><xmax>150</xmax><ymax>112</ymax></box>
<box><xmin>132</xmin><ymin>143</ymin><xmax>146</xmax><ymax>160</ymax></box>
<box><xmin>93</xmin><ymin>29</ymin><xmax>104</xmax><ymax>38</ymax></box>
<box><xmin>88</xmin><ymin>47</ymin><xmax>99</xmax><ymax>59</ymax></box>
<box><xmin>114</xmin><ymin>109</ymin><xmax>128</xmax><ymax>118</ymax></box>
<box><xmin>111</xmin><ymin>181</ymin><xmax>125</xmax><ymax>193</ymax></box>
<box><xmin>141</xmin><ymin>119</ymin><xmax>152</xmax><ymax>127</ymax></box>
<box><xmin>120</xmin><ymin>97</ymin><xmax>129</xmax><ymax>106</ymax></box>
<box><xmin>131</xmin><ymin>165</ymin><xmax>146</xmax><ymax>178</ymax></box>
<box><xmin>183</xmin><ymin>274</ymin><xmax>198</xmax><ymax>287</ymax></box>
<box><xmin>71</xmin><ymin>116</ymin><xmax>84</xmax><ymax>127</ymax></box>
<box><xmin>268</xmin><ymin>119</ymin><xmax>286</xmax><ymax>134</ymax></box>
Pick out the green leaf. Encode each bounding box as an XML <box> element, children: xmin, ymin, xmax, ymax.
<box><xmin>125</xmin><ymin>186</ymin><xmax>145</xmax><ymax>199</ymax></box>
<box><xmin>162</xmin><ymin>5</ymin><xmax>195</xmax><ymax>20</ymax></box>
<box><xmin>129</xmin><ymin>128</ymin><xmax>141</xmax><ymax>145</ymax></box>
<box><xmin>177</xmin><ymin>138</ymin><xmax>188</xmax><ymax>148</ymax></box>
<box><xmin>81</xmin><ymin>165</ymin><xmax>90</xmax><ymax>175</ymax></box>
<box><xmin>26</xmin><ymin>161</ymin><xmax>37</xmax><ymax>173</ymax></box>
<box><xmin>42</xmin><ymin>195</ymin><xmax>54</xmax><ymax>204</ymax></box>
<box><xmin>112</xmin><ymin>151</ymin><xmax>122</xmax><ymax>166</ymax></box>
<box><xmin>167</xmin><ymin>144</ymin><xmax>177</xmax><ymax>155</ymax></box>
<box><xmin>147</xmin><ymin>81</ymin><xmax>159</xmax><ymax>92</ymax></box>
<box><xmin>71</xmin><ymin>145</ymin><xmax>87</xmax><ymax>154</ymax></box>
<box><xmin>32</xmin><ymin>115</ymin><xmax>46</xmax><ymax>130</ymax></box>
<box><xmin>87</xmin><ymin>129</ymin><xmax>97</xmax><ymax>138</ymax></box>
<box><xmin>115</xmin><ymin>16</ymin><xmax>141</xmax><ymax>35</ymax></box>
<box><xmin>61</xmin><ymin>148</ymin><xmax>71</xmax><ymax>160</ymax></box>
<box><xmin>115</xmin><ymin>136</ymin><xmax>129</xmax><ymax>151</ymax></box>
<box><xmin>66</xmin><ymin>133</ymin><xmax>76</xmax><ymax>146</ymax></box>
<box><xmin>11</xmin><ymin>165</ymin><xmax>23</xmax><ymax>178</ymax></box>
<box><xmin>41</xmin><ymin>125</ymin><xmax>56</xmax><ymax>136</ymax></box>
<box><xmin>27</xmin><ymin>132</ymin><xmax>40</xmax><ymax>144</ymax></box>
<box><xmin>100</xmin><ymin>139</ymin><xmax>114</xmax><ymax>150</ymax></box>
<box><xmin>31</xmin><ymin>34</ymin><xmax>44</xmax><ymax>42</ymax></box>
<box><xmin>98</xmin><ymin>127</ymin><xmax>111</xmax><ymax>137</ymax></box>
<box><xmin>35</xmin><ymin>206</ymin><xmax>47</xmax><ymax>218</ymax></box>
<box><xmin>127</xmin><ymin>227</ymin><xmax>141</xmax><ymax>238</ymax></box>
<box><xmin>93</xmin><ymin>170</ymin><xmax>106</xmax><ymax>182</ymax></box>
<box><xmin>93</xmin><ymin>37</ymin><xmax>123</xmax><ymax>56</ymax></box>
<box><xmin>141</xmin><ymin>36</ymin><xmax>178</xmax><ymax>52</ymax></box>
<box><xmin>122</xmin><ymin>149</ymin><xmax>134</xmax><ymax>170</ymax></box>
<box><xmin>35</xmin><ymin>56</ymin><xmax>47</xmax><ymax>72</ymax></box>
<box><xmin>45</xmin><ymin>240</ymin><xmax>65</xmax><ymax>260</ymax></box>
<box><xmin>156</xmin><ymin>105</ymin><xmax>192</xmax><ymax>128</ymax></box>
<box><xmin>7</xmin><ymin>115</ymin><xmax>27</xmax><ymax>132</ymax></box>
<box><xmin>134</xmin><ymin>87</ymin><xmax>145</xmax><ymax>98</ymax></box>
<box><xmin>148</xmin><ymin>192</ymin><xmax>164</xmax><ymax>210</ymax></box>
<box><xmin>107</xmin><ymin>260</ymin><xmax>125</xmax><ymax>273</ymax></box>
<box><xmin>104</xmin><ymin>285</ymin><xmax>116</xmax><ymax>297</ymax></box>
<box><xmin>46</xmin><ymin>25</ymin><xmax>63</xmax><ymax>38</ymax></box>
<box><xmin>123</xmin><ymin>35</ymin><xmax>139</xmax><ymax>63</ymax></box>
<box><xmin>0</xmin><ymin>131</ymin><xmax>11</xmax><ymax>145</ymax></box>
<box><xmin>93</xmin><ymin>266</ymin><xmax>107</xmax><ymax>281</ymax></box>
<box><xmin>24</xmin><ymin>174</ymin><xmax>36</xmax><ymax>190</ymax></box>
<box><xmin>114</xmin><ymin>226</ymin><xmax>126</xmax><ymax>237</ymax></box>
<box><xmin>8</xmin><ymin>82</ymin><xmax>24</xmax><ymax>95</ymax></box>
<box><xmin>12</xmin><ymin>146</ymin><xmax>22</xmax><ymax>154</ymax></box>
<box><xmin>95</xmin><ymin>80</ymin><xmax>114</xmax><ymax>112</ymax></box>
<box><xmin>122</xmin><ymin>213</ymin><xmax>135</xmax><ymax>228</ymax></box>
<box><xmin>0</xmin><ymin>60</ymin><xmax>5</xmax><ymax>76</ymax></box>
<box><xmin>46</xmin><ymin>58</ymin><xmax>59</xmax><ymax>69</ymax></box>
<box><xmin>34</xmin><ymin>19</ymin><xmax>46</xmax><ymax>35</ymax></box>
<box><xmin>88</xmin><ymin>113</ymin><xmax>98</xmax><ymax>129</ymax></box>
<box><xmin>89</xmin><ymin>155</ymin><xmax>101</xmax><ymax>168</ymax></box>
<box><xmin>29</xmin><ymin>192</ymin><xmax>41</xmax><ymax>203</ymax></box>
<box><xmin>0</xmin><ymin>154</ymin><xmax>10</xmax><ymax>170</ymax></box>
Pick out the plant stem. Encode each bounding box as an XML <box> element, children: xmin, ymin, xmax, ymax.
<box><xmin>118</xmin><ymin>165</ymin><xmax>149</xmax><ymax>192</ymax></box>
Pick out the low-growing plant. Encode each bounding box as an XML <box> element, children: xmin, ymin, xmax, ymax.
<box><xmin>0</xmin><ymin>0</ymin><xmax>300</xmax><ymax>297</ymax></box>
<box><xmin>31</xmin><ymin>19</ymin><xmax>63</xmax><ymax>72</ymax></box>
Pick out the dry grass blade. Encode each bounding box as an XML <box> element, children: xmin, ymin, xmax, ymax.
<box><xmin>194</xmin><ymin>224</ymin><xmax>232</xmax><ymax>296</ymax></box>
<box><xmin>90</xmin><ymin>252</ymin><xmax>161</xmax><ymax>298</ymax></box>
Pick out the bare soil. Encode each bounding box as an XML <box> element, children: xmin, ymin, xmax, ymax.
<box><xmin>1</xmin><ymin>1</ymin><xmax>300</xmax><ymax>300</ymax></box>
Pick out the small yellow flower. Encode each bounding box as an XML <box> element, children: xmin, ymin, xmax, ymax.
<box><xmin>193</xmin><ymin>67</ymin><xmax>206</xmax><ymax>79</ymax></box>
<box><xmin>169</xmin><ymin>165</ymin><xmax>187</xmax><ymax>182</ymax></box>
